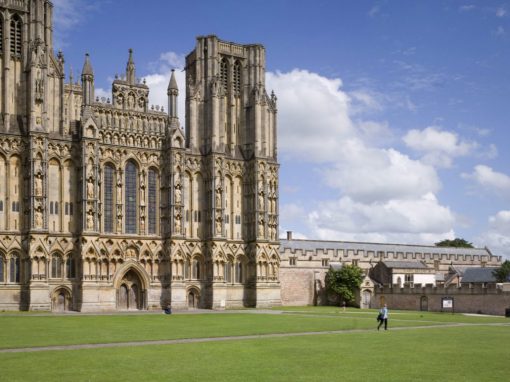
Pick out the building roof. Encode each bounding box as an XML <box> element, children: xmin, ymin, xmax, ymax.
<box><xmin>461</xmin><ymin>267</ymin><xmax>498</xmax><ymax>283</ymax></box>
<box><xmin>280</xmin><ymin>239</ymin><xmax>493</xmax><ymax>257</ymax></box>
<box><xmin>382</xmin><ymin>261</ymin><xmax>428</xmax><ymax>269</ymax></box>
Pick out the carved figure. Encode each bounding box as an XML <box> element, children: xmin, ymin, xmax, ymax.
<box><xmin>35</xmin><ymin>174</ymin><xmax>43</xmax><ymax>196</ymax></box>
<box><xmin>35</xmin><ymin>209</ymin><xmax>43</xmax><ymax>228</ymax></box>
<box><xmin>215</xmin><ymin>186</ymin><xmax>222</xmax><ymax>207</ymax></box>
<box><xmin>87</xmin><ymin>213</ymin><xmax>94</xmax><ymax>230</ymax></box>
<box><xmin>87</xmin><ymin>178</ymin><xmax>94</xmax><ymax>199</ymax></box>
<box><xmin>174</xmin><ymin>186</ymin><xmax>181</xmax><ymax>204</ymax></box>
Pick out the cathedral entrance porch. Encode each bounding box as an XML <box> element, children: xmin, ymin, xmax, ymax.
<box><xmin>115</xmin><ymin>268</ymin><xmax>147</xmax><ymax>310</ymax></box>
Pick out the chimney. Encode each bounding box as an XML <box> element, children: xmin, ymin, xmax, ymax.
<box><xmin>286</xmin><ymin>231</ymin><xmax>293</xmax><ymax>240</ymax></box>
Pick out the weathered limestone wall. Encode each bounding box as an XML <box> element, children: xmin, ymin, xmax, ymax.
<box><xmin>280</xmin><ymin>268</ymin><xmax>316</xmax><ymax>306</ymax></box>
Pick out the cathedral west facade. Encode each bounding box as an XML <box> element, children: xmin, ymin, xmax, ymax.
<box><xmin>0</xmin><ymin>0</ymin><xmax>280</xmax><ymax>311</ymax></box>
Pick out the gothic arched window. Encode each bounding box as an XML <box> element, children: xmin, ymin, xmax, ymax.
<box><xmin>66</xmin><ymin>256</ymin><xmax>75</xmax><ymax>279</ymax></box>
<box><xmin>220</xmin><ymin>58</ymin><xmax>228</xmax><ymax>92</ymax></box>
<box><xmin>233</xmin><ymin>61</ymin><xmax>241</xmax><ymax>93</ymax></box>
<box><xmin>9</xmin><ymin>255</ymin><xmax>20</xmax><ymax>283</ymax></box>
<box><xmin>103</xmin><ymin>164</ymin><xmax>115</xmax><ymax>233</ymax></box>
<box><xmin>148</xmin><ymin>168</ymin><xmax>157</xmax><ymax>234</ymax></box>
<box><xmin>51</xmin><ymin>255</ymin><xmax>62</xmax><ymax>278</ymax></box>
<box><xmin>10</xmin><ymin>15</ymin><xmax>22</xmax><ymax>56</ymax></box>
<box><xmin>125</xmin><ymin>161</ymin><xmax>137</xmax><ymax>234</ymax></box>
<box><xmin>0</xmin><ymin>255</ymin><xmax>4</xmax><ymax>282</ymax></box>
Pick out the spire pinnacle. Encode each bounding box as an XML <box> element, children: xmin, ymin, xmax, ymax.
<box><xmin>81</xmin><ymin>53</ymin><xmax>94</xmax><ymax>77</ymax></box>
<box><xmin>126</xmin><ymin>48</ymin><xmax>136</xmax><ymax>84</ymax></box>
<box><xmin>167</xmin><ymin>69</ymin><xmax>179</xmax><ymax>93</ymax></box>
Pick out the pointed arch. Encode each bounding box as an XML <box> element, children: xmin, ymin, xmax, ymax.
<box><xmin>124</xmin><ymin>160</ymin><xmax>138</xmax><ymax>234</ymax></box>
<box><xmin>103</xmin><ymin>162</ymin><xmax>116</xmax><ymax>233</ymax></box>
<box><xmin>10</xmin><ymin>14</ymin><xmax>22</xmax><ymax>56</ymax></box>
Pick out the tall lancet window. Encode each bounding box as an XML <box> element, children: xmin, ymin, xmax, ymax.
<box><xmin>0</xmin><ymin>17</ymin><xmax>3</xmax><ymax>51</ymax></box>
<box><xmin>233</xmin><ymin>61</ymin><xmax>241</xmax><ymax>93</ymax></box>
<box><xmin>148</xmin><ymin>168</ymin><xmax>157</xmax><ymax>234</ymax></box>
<box><xmin>10</xmin><ymin>15</ymin><xmax>22</xmax><ymax>56</ymax></box>
<box><xmin>220</xmin><ymin>58</ymin><xmax>228</xmax><ymax>92</ymax></box>
<box><xmin>125</xmin><ymin>161</ymin><xmax>138</xmax><ymax>234</ymax></box>
<box><xmin>104</xmin><ymin>164</ymin><xmax>115</xmax><ymax>233</ymax></box>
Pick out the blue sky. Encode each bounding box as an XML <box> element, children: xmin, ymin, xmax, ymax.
<box><xmin>53</xmin><ymin>1</ymin><xmax>510</xmax><ymax>258</ymax></box>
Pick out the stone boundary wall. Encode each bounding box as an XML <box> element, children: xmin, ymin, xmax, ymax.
<box><xmin>373</xmin><ymin>284</ymin><xmax>510</xmax><ymax>316</ymax></box>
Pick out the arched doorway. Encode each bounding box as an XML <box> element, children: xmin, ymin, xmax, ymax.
<box><xmin>187</xmin><ymin>288</ymin><xmax>200</xmax><ymax>309</ymax></box>
<box><xmin>379</xmin><ymin>296</ymin><xmax>385</xmax><ymax>307</ymax></box>
<box><xmin>117</xmin><ymin>269</ymin><xmax>144</xmax><ymax>310</ymax></box>
<box><xmin>52</xmin><ymin>288</ymin><xmax>72</xmax><ymax>312</ymax></box>
<box><xmin>420</xmin><ymin>296</ymin><xmax>428</xmax><ymax>311</ymax></box>
<box><xmin>361</xmin><ymin>290</ymin><xmax>372</xmax><ymax>309</ymax></box>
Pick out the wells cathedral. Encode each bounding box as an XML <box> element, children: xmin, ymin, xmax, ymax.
<box><xmin>0</xmin><ymin>0</ymin><xmax>280</xmax><ymax>311</ymax></box>
<box><xmin>0</xmin><ymin>1</ymin><xmax>502</xmax><ymax>313</ymax></box>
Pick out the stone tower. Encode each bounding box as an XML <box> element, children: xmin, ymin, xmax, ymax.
<box><xmin>0</xmin><ymin>1</ymin><xmax>281</xmax><ymax>311</ymax></box>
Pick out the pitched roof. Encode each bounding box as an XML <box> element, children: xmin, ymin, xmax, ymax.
<box><xmin>461</xmin><ymin>267</ymin><xmax>498</xmax><ymax>283</ymax></box>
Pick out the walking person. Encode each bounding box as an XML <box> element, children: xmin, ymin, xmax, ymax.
<box><xmin>377</xmin><ymin>304</ymin><xmax>389</xmax><ymax>331</ymax></box>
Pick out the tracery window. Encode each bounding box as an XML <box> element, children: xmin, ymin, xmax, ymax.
<box><xmin>125</xmin><ymin>161</ymin><xmax>137</xmax><ymax>234</ymax></box>
<box><xmin>66</xmin><ymin>257</ymin><xmax>75</xmax><ymax>279</ymax></box>
<box><xmin>148</xmin><ymin>168</ymin><xmax>157</xmax><ymax>234</ymax></box>
<box><xmin>9</xmin><ymin>255</ymin><xmax>20</xmax><ymax>283</ymax></box>
<box><xmin>220</xmin><ymin>58</ymin><xmax>228</xmax><ymax>92</ymax></box>
<box><xmin>104</xmin><ymin>165</ymin><xmax>115</xmax><ymax>233</ymax></box>
<box><xmin>233</xmin><ymin>61</ymin><xmax>241</xmax><ymax>93</ymax></box>
<box><xmin>236</xmin><ymin>261</ymin><xmax>243</xmax><ymax>283</ymax></box>
<box><xmin>10</xmin><ymin>15</ymin><xmax>22</xmax><ymax>56</ymax></box>
<box><xmin>51</xmin><ymin>255</ymin><xmax>62</xmax><ymax>278</ymax></box>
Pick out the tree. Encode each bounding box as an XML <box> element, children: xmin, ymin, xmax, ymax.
<box><xmin>435</xmin><ymin>238</ymin><xmax>474</xmax><ymax>248</ymax></box>
<box><xmin>493</xmin><ymin>260</ymin><xmax>510</xmax><ymax>283</ymax></box>
<box><xmin>325</xmin><ymin>264</ymin><xmax>364</xmax><ymax>305</ymax></box>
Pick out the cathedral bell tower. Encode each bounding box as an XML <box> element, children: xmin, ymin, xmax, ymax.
<box><xmin>0</xmin><ymin>0</ymin><xmax>64</xmax><ymax>134</ymax></box>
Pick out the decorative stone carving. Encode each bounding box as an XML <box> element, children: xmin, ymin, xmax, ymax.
<box><xmin>87</xmin><ymin>178</ymin><xmax>94</xmax><ymax>199</ymax></box>
<box><xmin>34</xmin><ymin>174</ymin><xmax>43</xmax><ymax>196</ymax></box>
<box><xmin>35</xmin><ymin>208</ymin><xmax>43</xmax><ymax>228</ymax></box>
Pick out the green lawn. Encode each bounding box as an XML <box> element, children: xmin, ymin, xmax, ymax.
<box><xmin>1</xmin><ymin>308</ymin><xmax>509</xmax><ymax>381</ymax></box>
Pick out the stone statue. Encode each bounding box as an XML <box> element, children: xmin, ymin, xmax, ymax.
<box><xmin>87</xmin><ymin>213</ymin><xmax>94</xmax><ymax>230</ymax></box>
<box><xmin>175</xmin><ymin>214</ymin><xmax>181</xmax><ymax>232</ymax></box>
<box><xmin>258</xmin><ymin>219</ymin><xmax>264</xmax><ymax>237</ymax></box>
<box><xmin>35</xmin><ymin>209</ymin><xmax>43</xmax><ymax>228</ymax></box>
<box><xmin>35</xmin><ymin>174</ymin><xmax>43</xmax><ymax>196</ymax></box>
<box><xmin>216</xmin><ymin>217</ymin><xmax>222</xmax><ymax>234</ymax></box>
<box><xmin>87</xmin><ymin>178</ymin><xmax>94</xmax><ymax>199</ymax></box>
<box><xmin>215</xmin><ymin>186</ymin><xmax>222</xmax><ymax>207</ymax></box>
<box><xmin>174</xmin><ymin>186</ymin><xmax>181</xmax><ymax>204</ymax></box>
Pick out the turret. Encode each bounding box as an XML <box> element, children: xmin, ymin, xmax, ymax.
<box><xmin>167</xmin><ymin>69</ymin><xmax>179</xmax><ymax>119</ymax></box>
<box><xmin>126</xmin><ymin>49</ymin><xmax>136</xmax><ymax>85</ymax></box>
<box><xmin>81</xmin><ymin>53</ymin><xmax>94</xmax><ymax>106</ymax></box>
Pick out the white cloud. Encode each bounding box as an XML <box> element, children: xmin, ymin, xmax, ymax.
<box><xmin>267</xmin><ymin>70</ymin><xmax>355</xmax><ymax>162</ymax></box>
<box><xmin>477</xmin><ymin>210</ymin><xmax>510</xmax><ymax>259</ymax></box>
<box><xmin>459</xmin><ymin>4</ymin><xmax>476</xmax><ymax>12</ymax></box>
<box><xmin>403</xmin><ymin>126</ymin><xmax>477</xmax><ymax>168</ymax></box>
<box><xmin>307</xmin><ymin>194</ymin><xmax>455</xmax><ymax>244</ymax></box>
<box><xmin>494</xmin><ymin>26</ymin><xmax>505</xmax><ymax>36</ymax></box>
<box><xmin>462</xmin><ymin>165</ymin><xmax>510</xmax><ymax>198</ymax></box>
<box><xmin>268</xmin><ymin>68</ymin><xmax>455</xmax><ymax>245</ymax></box>
<box><xmin>496</xmin><ymin>7</ymin><xmax>507</xmax><ymax>17</ymax></box>
<box><xmin>52</xmin><ymin>0</ymin><xmax>102</xmax><ymax>48</ymax></box>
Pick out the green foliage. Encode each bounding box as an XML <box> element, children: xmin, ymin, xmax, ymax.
<box><xmin>492</xmin><ymin>260</ymin><xmax>510</xmax><ymax>282</ymax></box>
<box><xmin>435</xmin><ymin>238</ymin><xmax>474</xmax><ymax>248</ymax></box>
<box><xmin>325</xmin><ymin>264</ymin><xmax>364</xmax><ymax>304</ymax></box>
